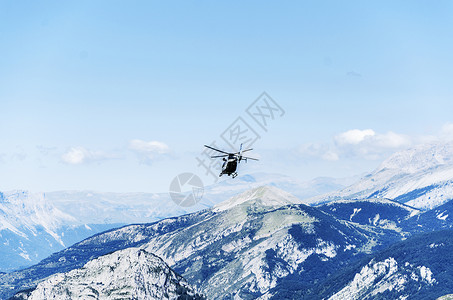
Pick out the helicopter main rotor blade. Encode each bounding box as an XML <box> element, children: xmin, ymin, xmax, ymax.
<box><xmin>234</xmin><ymin>148</ymin><xmax>253</xmax><ymax>155</ymax></box>
<box><xmin>242</xmin><ymin>156</ymin><xmax>259</xmax><ymax>161</ymax></box>
<box><xmin>204</xmin><ymin>145</ymin><xmax>230</xmax><ymax>155</ymax></box>
<box><xmin>211</xmin><ymin>155</ymin><xmax>229</xmax><ymax>158</ymax></box>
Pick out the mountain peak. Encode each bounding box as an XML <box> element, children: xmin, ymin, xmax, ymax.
<box><xmin>378</xmin><ymin>141</ymin><xmax>453</xmax><ymax>173</ymax></box>
<box><xmin>310</xmin><ymin>141</ymin><xmax>453</xmax><ymax>210</ymax></box>
<box><xmin>212</xmin><ymin>185</ymin><xmax>299</xmax><ymax>212</ymax></box>
<box><xmin>16</xmin><ymin>247</ymin><xmax>202</xmax><ymax>299</ymax></box>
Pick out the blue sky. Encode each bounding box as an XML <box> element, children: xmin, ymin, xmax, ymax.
<box><xmin>1</xmin><ymin>1</ymin><xmax>453</xmax><ymax>192</ymax></box>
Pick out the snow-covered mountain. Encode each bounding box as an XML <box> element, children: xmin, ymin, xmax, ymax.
<box><xmin>1</xmin><ymin>186</ymin><xmax>404</xmax><ymax>299</ymax></box>
<box><xmin>6</xmin><ymin>185</ymin><xmax>453</xmax><ymax>299</ymax></box>
<box><xmin>203</xmin><ymin>172</ymin><xmax>357</xmax><ymax>204</ymax></box>
<box><xmin>311</xmin><ymin>142</ymin><xmax>453</xmax><ymax>210</ymax></box>
<box><xmin>212</xmin><ymin>185</ymin><xmax>300</xmax><ymax>212</ymax></box>
<box><xmin>0</xmin><ymin>172</ymin><xmax>352</xmax><ymax>272</ymax></box>
<box><xmin>4</xmin><ymin>142</ymin><xmax>453</xmax><ymax>298</ymax></box>
<box><xmin>0</xmin><ymin>191</ymin><xmax>74</xmax><ymax>246</ymax></box>
<box><xmin>0</xmin><ymin>191</ymin><xmax>118</xmax><ymax>272</ymax></box>
<box><xmin>12</xmin><ymin>247</ymin><xmax>203</xmax><ymax>300</ymax></box>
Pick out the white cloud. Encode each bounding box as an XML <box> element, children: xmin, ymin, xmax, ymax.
<box><xmin>299</xmin><ymin>129</ymin><xmax>415</xmax><ymax>162</ymax></box>
<box><xmin>322</xmin><ymin>151</ymin><xmax>340</xmax><ymax>161</ymax></box>
<box><xmin>294</xmin><ymin>123</ymin><xmax>453</xmax><ymax>170</ymax></box>
<box><xmin>298</xmin><ymin>143</ymin><xmax>339</xmax><ymax>161</ymax></box>
<box><xmin>10</xmin><ymin>146</ymin><xmax>27</xmax><ymax>162</ymax></box>
<box><xmin>129</xmin><ymin>139</ymin><xmax>170</xmax><ymax>164</ymax></box>
<box><xmin>335</xmin><ymin>129</ymin><xmax>375</xmax><ymax>145</ymax></box>
<box><xmin>12</xmin><ymin>152</ymin><xmax>27</xmax><ymax>162</ymax></box>
<box><xmin>334</xmin><ymin>129</ymin><xmax>412</xmax><ymax>160</ymax></box>
<box><xmin>61</xmin><ymin>147</ymin><xmax>116</xmax><ymax>165</ymax></box>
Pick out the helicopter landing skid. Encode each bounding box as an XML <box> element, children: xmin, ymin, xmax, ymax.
<box><xmin>231</xmin><ymin>172</ymin><xmax>238</xmax><ymax>178</ymax></box>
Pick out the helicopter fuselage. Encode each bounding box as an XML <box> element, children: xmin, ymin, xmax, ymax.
<box><xmin>221</xmin><ymin>155</ymin><xmax>238</xmax><ymax>177</ymax></box>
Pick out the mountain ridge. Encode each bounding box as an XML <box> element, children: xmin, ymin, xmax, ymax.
<box><xmin>0</xmin><ymin>173</ymin><xmax>352</xmax><ymax>272</ymax></box>
<box><xmin>12</xmin><ymin>247</ymin><xmax>203</xmax><ymax>300</ymax></box>
<box><xmin>309</xmin><ymin>141</ymin><xmax>453</xmax><ymax>210</ymax></box>
<box><xmin>1</xmin><ymin>186</ymin><xmax>405</xmax><ymax>299</ymax></box>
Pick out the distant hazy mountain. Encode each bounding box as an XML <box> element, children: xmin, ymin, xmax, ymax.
<box><xmin>2</xmin><ymin>186</ymin><xmax>404</xmax><ymax>299</ymax></box>
<box><xmin>12</xmin><ymin>247</ymin><xmax>203</xmax><ymax>300</ymax></box>
<box><xmin>45</xmin><ymin>190</ymin><xmax>186</xmax><ymax>224</ymax></box>
<box><xmin>310</xmin><ymin>142</ymin><xmax>453</xmax><ymax>210</ymax></box>
<box><xmin>43</xmin><ymin>173</ymin><xmax>354</xmax><ymax>222</ymax></box>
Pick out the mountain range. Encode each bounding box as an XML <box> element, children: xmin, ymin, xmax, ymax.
<box><xmin>0</xmin><ymin>186</ymin><xmax>404</xmax><ymax>299</ymax></box>
<box><xmin>4</xmin><ymin>185</ymin><xmax>453</xmax><ymax>299</ymax></box>
<box><xmin>0</xmin><ymin>173</ymin><xmax>352</xmax><ymax>272</ymax></box>
<box><xmin>2</xmin><ymin>141</ymin><xmax>453</xmax><ymax>299</ymax></box>
<box><xmin>311</xmin><ymin>142</ymin><xmax>453</xmax><ymax>210</ymax></box>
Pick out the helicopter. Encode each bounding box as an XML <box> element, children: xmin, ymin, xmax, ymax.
<box><xmin>204</xmin><ymin>143</ymin><xmax>259</xmax><ymax>178</ymax></box>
